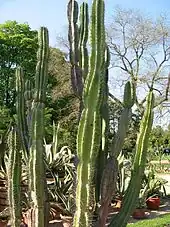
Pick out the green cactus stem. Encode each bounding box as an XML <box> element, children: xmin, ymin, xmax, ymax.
<box><xmin>68</xmin><ymin>0</ymin><xmax>83</xmax><ymax>98</ymax></box>
<box><xmin>109</xmin><ymin>90</ymin><xmax>154</xmax><ymax>227</ymax></box>
<box><xmin>73</xmin><ymin>0</ymin><xmax>106</xmax><ymax>226</ymax></box>
<box><xmin>24</xmin><ymin>79</ymin><xmax>34</xmax><ymax>130</ymax></box>
<box><xmin>16</xmin><ymin>67</ymin><xmax>29</xmax><ymax>160</ymax></box>
<box><xmin>95</xmin><ymin>45</ymin><xmax>110</xmax><ymax>204</ymax></box>
<box><xmin>96</xmin><ymin>81</ymin><xmax>135</xmax><ymax>227</ymax></box>
<box><xmin>7</xmin><ymin>127</ymin><xmax>22</xmax><ymax>227</ymax></box>
<box><xmin>29</xmin><ymin>26</ymin><xmax>49</xmax><ymax>227</ymax></box>
<box><xmin>78</xmin><ymin>2</ymin><xmax>89</xmax><ymax>81</ymax></box>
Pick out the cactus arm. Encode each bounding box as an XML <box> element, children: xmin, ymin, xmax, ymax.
<box><xmin>73</xmin><ymin>1</ymin><xmax>105</xmax><ymax>227</ymax></box>
<box><xmin>111</xmin><ymin>81</ymin><xmax>134</xmax><ymax>158</ymax></box>
<box><xmin>7</xmin><ymin>127</ymin><xmax>22</xmax><ymax>227</ymax></box>
<box><xmin>16</xmin><ymin>67</ymin><xmax>29</xmax><ymax>160</ymax></box>
<box><xmin>34</xmin><ymin>27</ymin><xmax>49</xmax><ymax>102</ymax></box>
<box><xmin>24</xmin><ymin>79</ymin><xmax>34</xmax><ymax>133</ymax></box>
<box><xmin>68</xmin><ymin>0</ymin><xmax>83</xmax><ymax>97</ymax></box>
<box><xmin>78</xmin><ymin>2</ymin><xmax>89</xmax><ymax>81</ymax></box>
<box><xmin>109</xmin><ymin>91</ymin><xmax>154</xmax><ymax>227</ymax></box>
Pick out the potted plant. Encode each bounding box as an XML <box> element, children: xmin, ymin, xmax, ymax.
<box><xmin>132</xmin><ymin>186</ymin><xmax>150</xmax><ymax>219</ymax></box>
<box><xmin>114</xmin><ymin>152</ymin><xmax>131</xmax><ymax>211</ymax></box>
<box><xmin>143</xmin><ymin>168</ymin><xmax>168</xmax><ymax>210</ymax></box>
<box><xmin>146</xmin><ymin>195</ymin><xmax>160</xmax><ymax>210</ymax></box>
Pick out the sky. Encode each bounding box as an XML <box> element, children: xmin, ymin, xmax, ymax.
<box><xmin>0</xmin><ymin>0</ymin><xmax>170</xmax><ymax>46</ymax></box>
<box><xmin>0</xmin><ymin>0</ymin><xmax>170</xmax><ymax>126</ymax></box>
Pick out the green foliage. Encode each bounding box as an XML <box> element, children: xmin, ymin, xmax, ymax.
<box><xmin>0</xmin><ymin>107</ymin><xmax>11</xmax><ymax>135</ymax></box>
<box><xmin>0</xmin><ymin>20</ymin><xmax>38</xmax><ymax>111</ymax></box>
<box><xmin>127</xmin><ymin>213</ymin><xmax>170</xmax><ymax>227</ymax></box>
<box><xmin>48</xmin><ymin>47</ymin><xmax>79</xmax><ymax>150</ymax></box>
<box><xmin>45</xmin><ymin>144</ymin><xmax>75</xmax><ymax>212</ymax></box>
<box><xmin>116</xmin><ymin>152</ymin><xmax>131</xmax><ymax>199</ymax></box>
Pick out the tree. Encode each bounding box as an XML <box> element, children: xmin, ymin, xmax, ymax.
<box><xmin>0</xmin><ymin>20</ymin><xmax>38</xmax><ymax>112</ymax></box>
<box><xmin>107</xmin><ymin>7</ymin><xmax>170</xmax><ymax>110</ymax></box>
<box><xmin>47</xmin><ymin>47</ymin><xmax>79</xmax><ymax>148</ymax></box>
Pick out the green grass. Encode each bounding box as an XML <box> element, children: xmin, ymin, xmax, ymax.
<box><xmin>127</xmin><ymin>213</ymin><xmax>170</xmax><ymax>227</ymax></box>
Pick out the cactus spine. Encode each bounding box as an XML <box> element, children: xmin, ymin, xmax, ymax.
<box><xmin>7</xmin><ymin>127</ymin><xmax>22</xmax><ymax>227</ymax></box>
<box><xmin>73</xmin><ymin>0</ymin><xmax>106</xmax><ymax>226</ymax></box>
<box><xmin>109</xmin><ymin>91</ymin><xmax>154</xmax><ymax>227</ymax></box>
<box><xmin>29</xmin><ymin>27</ymin><xmax>49</xmax><ymax>227</ymax></box>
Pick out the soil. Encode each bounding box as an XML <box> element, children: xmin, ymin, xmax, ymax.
<box><xmin>0</xmin><ymin>198</ymin><xmax>170</xmax><ymax>227</ymax></box>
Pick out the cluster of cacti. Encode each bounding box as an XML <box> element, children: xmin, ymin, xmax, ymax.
<box><xmin>69</xmin><ymin>0</ymin><xmax>106</xmax><ymax>226</ymax></box>
<box><xmin>68</xmin><ymin>0</ymin><xmax>110</xmax><ymax>209</ymax></box>
<box><xmin>68</xmin><ymin>1</ymin><xmax>155</xmax><ymax>227</ymax></box>
<box><xmin>8</xmin><ymin>27</ymin><xmax>49</xmax><ymax>227</ymax></box>
<box><xmin>97</xmin><ymin>81</ymin><xmax>135</xmax><ymax>226</ymax></box>
<box><xmin>6</xmin><ymin>1</ymin><xmax>155</xmax><ymax>227</ymax></box>
<box><xmin>109</xmin><ymin>91</ymin><xmax>154</xmax><ymax>227</ymax></box>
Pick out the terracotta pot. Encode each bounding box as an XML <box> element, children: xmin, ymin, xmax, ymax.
<box><xmin>115</xmin><ymin>200</ymin><xmax>122</xmax><ymax>209</ymax></box>
<box><xmin>146</xmin><ymin>197</ymin><xmax>160</xmax><ymax>210</ymax></box>
<box><xmin>0</xmin><ymin>220</ymin><xmax>8</xmax><ymax>227</ymax></box>
<box><xmin>132</xmin><ymin>209</ymin><xmax>147</xmax><ymax>219</ymax></box>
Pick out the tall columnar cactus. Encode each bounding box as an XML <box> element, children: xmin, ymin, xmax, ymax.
<box><xmin>95</xmin><ymin>45</ymin><xmax>110</xmax><ymax>203</ymax></box>
<box><xmin>109</xmin><ymin>90</ymin><xmax>154</xmax><ymax>227</ymax></box>
<box><xmin>28</xmin><ymin>27</ymin><xmax>49</xmax><ymax>227</ymax></box>
<box><xmin>7</xmin><ymin>127</ymin><xmax>22</xmax><ymax>227</ymax></box>
<box><xmin>96</xmin><ymin>81</ymin><xmax>135</xmax><ymax>227</ymax></box>
<box><xmin>73</xmin><ymin>0</ymin><xmax>106</xmax><ymax>226</ymax></box>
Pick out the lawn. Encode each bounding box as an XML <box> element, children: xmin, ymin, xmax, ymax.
<box><xmin>127</xmin><ymin>213</ymin><xmax>170</xmax><ymax>227</ymax></box>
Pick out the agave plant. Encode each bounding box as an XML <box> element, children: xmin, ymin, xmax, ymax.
<box><xmin>44</xmin><ymin>122</ymin><xmax>75</xmax><ymax>213</ymax></box>
<box><xmin>116</xmin><ymin>152</ymin><xmax>131</xmax><ymax>199</ymax></box>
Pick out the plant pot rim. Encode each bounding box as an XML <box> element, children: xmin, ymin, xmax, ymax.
<box><xmin>146</xmin><ymin>196</ymin><xmax>160</xmax><ymax>202</ymax></box>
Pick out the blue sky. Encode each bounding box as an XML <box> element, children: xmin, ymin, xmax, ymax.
<box><xmin>0</xmin><ymin>0</ymin><xmax>170</xmax><ymax>46</ymax></box>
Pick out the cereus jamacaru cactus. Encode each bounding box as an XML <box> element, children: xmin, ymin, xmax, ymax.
<box><xmin>72</xmin><ymin>0</ymin><xmax>106</xmax><ymax>226</ymax></box>
<box><xmin>28</xmin><ymin>27</ymin><xmax>49</xmax><ymax>227</ymax></box>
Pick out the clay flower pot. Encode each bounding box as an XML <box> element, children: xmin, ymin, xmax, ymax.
<box><xmin>0</xmin><ymin>220</ymin><xmax>8</xmax><ymax>227</ymax></box>
<box><xmin>115</xmin><ymin>200</ymin><xmax>122</xmax><ymax>209</ymax></box>
<box><xmin>146</xmin><ymin>197</ymin><xmax>160</xmax><ymax>210</ymax></box>
<box><xmin>132</xmin><ymin>209</ymin><xmax>148</xmax><ymax>219</ymax></box>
